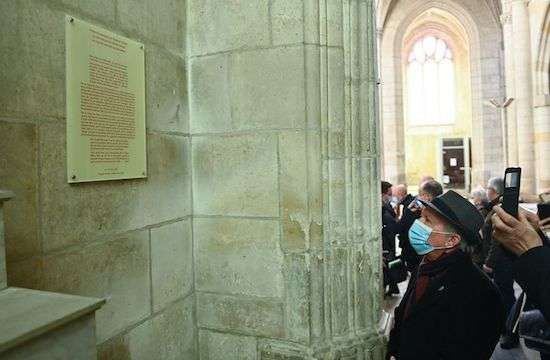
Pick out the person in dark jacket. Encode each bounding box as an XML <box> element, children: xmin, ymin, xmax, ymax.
<box><xmin>492</xmin><ymin>206</ymin><xmax>550</xmax><ymax>360</ymax></box>
<box><xmin>397</xmin><ymin>180</ymin><xmax>443</xmax><ymax>272</ymax></box>
<box><xmin>481</xmin><ymin>177</ymin><xmax>519</xmax><ymax>348</ymax></box>
<box><xmin>387</xmin><ymin>190</ymin><xmax>504</xmax><ymax>360</ymax></box>
<box><xmin>471</xmin><ymin>187</ymin><xmax>491</xmax><ymax>218</ymax></box>
<box><xmin>382</xmin><ymin>181</ymin><xmax>398</xmax><ymax>257</ymax></box>
<box><xmin>492</xmin><ymin>207</ymin><xmax>550</xmax><ymax>322</ymax></box>
<box><xmin>392</xmin><ymin>184</ymin><xmax>414</xmax><ymax>219</ymax></box>
<box><xmin>469</xmin><ymin>187</ymin><xmax>491</xmax><ymax>266</ymax></box>
<box><xmin>382</xmin><ymin>181</ymin><xmax>399</xmax><ymax>296</ymax></box>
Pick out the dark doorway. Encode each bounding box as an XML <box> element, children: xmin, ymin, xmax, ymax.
<box><xmin>441</xmin><ymin>138</ymin><xmax>467</xmax><ymax>190</ymax></box>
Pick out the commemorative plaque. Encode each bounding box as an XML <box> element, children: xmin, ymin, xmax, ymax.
<box><xmin>66</xmin><ymin>16</ymin><xmax>146</xmax><ymax>183</ymax></box>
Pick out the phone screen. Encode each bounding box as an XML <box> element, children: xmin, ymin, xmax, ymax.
<box><xmin>505</xmin><ymin>172</ymin><xmax>519</xmax><ymax>188</ymax></box>
<box><xmin>501</xmin><ymin>167</ymin><xmax>522</xmax><ymax>258</ymax></box>
<box><xmin>502</xmin><ymin>167</ymin><xmax>521</xmax><ymax>219</ymax></box>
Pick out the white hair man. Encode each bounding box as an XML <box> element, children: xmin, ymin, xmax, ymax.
<box><xmin>387</xmin><ymin>191</ymin><xmax>504</xmax><ymax>359</ymax></box>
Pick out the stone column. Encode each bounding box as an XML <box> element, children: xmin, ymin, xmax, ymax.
<box><xmin>501</xmin><ymin>5</ymin><xmax>519</xmax><ymax>166</ymax></box>
<box><xmin>511</xmin><ymin>0</ymin><xmax>536</xmax><ymax>193</ymax></box>
<box><xmin>188</xmin><ymin>0</ymin><xmax>384</xmax><ymax>358</ymax></box>
<box><xmin>534</xmin><ymin>95</ymin><xmax>550</xmax><ymax>191</ymax></box>
<box><xmin>377</xmin><ymin>27</ymin><xmax>385</xmax><ymax>180</ymax></box>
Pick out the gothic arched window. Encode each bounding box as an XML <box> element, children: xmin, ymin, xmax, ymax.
<box><xmin>407</xmin><ymin>35</ymin><xmax>455</xmax><ymax>125</ymax></box>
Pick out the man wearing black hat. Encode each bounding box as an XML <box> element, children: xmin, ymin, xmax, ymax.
<box><xmin>397</xmin><ymin>180</ymin><xmax>443</xmax><ymax>273</ymax></box>
<box><xmin>387</xmin><ymin>190</ymin><xmax>505</xmax><ymax>360</ymax></box>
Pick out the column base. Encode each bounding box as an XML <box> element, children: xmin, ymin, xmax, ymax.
<box><xmin>258</xmin><ymin>333</ymin><xmax>387</xmax><ymax>360</ymax></box>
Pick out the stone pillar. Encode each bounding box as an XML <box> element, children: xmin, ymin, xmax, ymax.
<box><xmin>379</xmin><ymin>9</ymin><xmax>406</xmax><ymax>185</ymax></box>
<box><xmin>380</xmin><ymin>56</ymin><xmax>406</xmax><ymax>184</ymax></box>
<box><xmin>501</xmin><ymin>6</ymin><xmax>519</xmax><ymax>166</ymax></box>
<box><xmin>534</xmin><ymin>95</ymin><xmax>550</xmax><ymax>191</ymax></box>
<box><xmin>511</xmin><ymin>0</ymin><xmax>536</xmax><ymax>193</ymax></box>
<box><xmin>377</xmin><ymin>27</ymin><xmax>385</xmax><ymax>181</ymax></box>
<box><xmin>188</xmin><ymin>0</ymin><xmax>384</xmax><ymax>358</ymax></box>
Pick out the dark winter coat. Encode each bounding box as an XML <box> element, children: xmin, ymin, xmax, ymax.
<box><xmin>387</xmin><ymin>250</ymin><xmax>505</xmax><ymax>360</ymax></box>
<box><xmin>482</xmin><ymin>199</ymin><xmax>506</xmax><ymax>269</ymax></box>
<box><xmin>382</xmin><ymin>203</ymin><xmax>398</xmax><ymax>257</ymax></box>
<box><xmin>399</xmin><ymin>194</ymin><xmax>415</xmax><ymax>211</ymax></box>
<box><xmin>514</xmin><ymin>244</ymin><xmax>550</xmax><ymax>322</ymax></box>
<box><xmin>469</xmin><ymin>200</ymin><xmax>492</xmax><ymax>265</ymax></box>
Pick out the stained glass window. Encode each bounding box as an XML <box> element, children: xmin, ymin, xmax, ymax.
<box><xmin>407</xmin><ymin>35</ymin><xmax>455</xmax><ymax>125</ymax></box>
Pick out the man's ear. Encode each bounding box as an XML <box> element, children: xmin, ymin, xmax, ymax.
<box><xmin>447</xmin><ymin>233</ymin><xmax>461</xmax><ymax>247</ymax></box>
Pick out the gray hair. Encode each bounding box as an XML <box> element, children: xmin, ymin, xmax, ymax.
<box><xmin>487</xmin><ymin>177</ymin><xmax>504</xmax><ymax>195</ymax></box>
<box><xmin>419</xmin><ymin>180</ymin><xmax>443</xmax><ymax>199</ymax></box>
<box><xmin>471</xmin><ymin>187</ymin><xmax>488</xmax><ymax>203</ymax></box>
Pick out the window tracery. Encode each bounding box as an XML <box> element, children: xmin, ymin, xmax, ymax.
<box><xmin>407</xmin><ymin>35</ymin><xmax>455</xmax><ymax>125</ymax></box>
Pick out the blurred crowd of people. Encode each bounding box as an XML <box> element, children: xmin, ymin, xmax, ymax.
<box><xmin>381</xmin><ymin>175</ymin><xmax>550</xmax><ymax>360</ymax></box>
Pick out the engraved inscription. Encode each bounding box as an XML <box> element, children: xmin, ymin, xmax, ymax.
<box><xmin>79</xmin><ymin>34</ymin><xmax>135</xmax><ymax>169</ymax></box>
<box><xmin>80</xmin><ymin>79</ymin><xmax>136</xmax><ymax>164</ymax></box>
<box><xmin>89</xmin><ymin>55</ymin><xmax>128</xmax><ymax>88</ymax></box>
<box><xmin>90</xmin><ymin>28</ymin><xmax>127</xmax><ymax>52</ymax></box>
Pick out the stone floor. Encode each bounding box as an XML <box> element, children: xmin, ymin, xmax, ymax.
<box><xmin>383</xmin><ymin>279</ymin><xmax>542</xmax><ymax>360</ymax></box>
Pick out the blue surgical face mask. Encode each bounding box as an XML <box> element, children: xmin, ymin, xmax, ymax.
<box><xmin>409</xmin><ymin>219</ymin><xmax>454</xmax><ymax>255</ymax></box>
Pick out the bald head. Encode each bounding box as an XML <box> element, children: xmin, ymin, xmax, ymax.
<box><xmin>419</xmin><ymin>175</ymin><xmax>435</xmax><ymax>187</ymax></box>
<box><xmin>392</xmin><ymin>184</ymin><xmax>408</xmax><ymax>201</ymax></box>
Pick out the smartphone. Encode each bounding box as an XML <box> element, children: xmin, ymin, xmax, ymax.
<box><xmin>502</xmin><ymin>167</ymin><xmax>521</xmax><ymax>218</ymax></box>
<box><xmin>538</xmin><ymin>202</ymin><xmax>550</xmax><ymax>221</ymax></box>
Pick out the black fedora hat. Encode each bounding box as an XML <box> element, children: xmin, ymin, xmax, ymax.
<box><xmin>418</xmin><ymin>190</ymin><xmax>484</xmax><ymax>244</ymax></box>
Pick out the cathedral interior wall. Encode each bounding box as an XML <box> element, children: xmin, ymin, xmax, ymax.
<box><xmin>188</xmin><ymin>1</ymin><xmax>384</xmax><ymax>358</ymax></box>
<box><xmin>0</xmin><ymin>0</ymin><xmax>195</xmax><ymax>358</ymax></box>
<box><xmin>0</xmin><ymin>0</ymin><xmax>385</xmax><ymax>359</ymax></box>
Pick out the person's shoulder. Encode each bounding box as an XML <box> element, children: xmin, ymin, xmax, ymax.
<box><xmin>383</xmin><ymin>204</ymin><xmax>396</xmax><ymax>217</ymax></box>
<box><xmin>402</xmin><ymin>194</ymin><xmax>414</xmax><ymax>207</ymax></box>
<box><xmin>452</xmin><ymin>254</ymin><xmax>496</xmax><ymax>291</ymax></box>
<box><xmin>463</xmin><ymin>260</ymin><xmax>500</xmax><ymax>299</ymax></box>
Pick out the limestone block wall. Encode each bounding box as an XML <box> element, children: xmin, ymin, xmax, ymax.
<box><xmin>0</xmin><ymin>0</ymin><xmax>196</xmax><ymax>358</ymax></box>
<box><xmin>0</xmin><ymin>0</ymin><xmax>383</xmax><ymax>358</ymax></box>
<box><xmin>188</xmin><ymin>0</ymin><xmax>384</xmax><ymax>359</ymax></box>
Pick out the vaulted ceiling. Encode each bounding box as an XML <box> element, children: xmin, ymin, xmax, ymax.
<box><xmin>485</xmin><ymin>0</ymin><xmax>502</xmax><ymax>22</ymax></box>
<box><xmin>376</xmin><ymin>0</ymin><xmax>502</xmax><ymax>29</ymax></box>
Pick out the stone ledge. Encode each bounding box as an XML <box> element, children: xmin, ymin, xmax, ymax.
<box><xmin>0</xmin><ymin>190</ymin><xmax>15</xmax><ymax>203</ymax></box>
<box><xmin>0</xmin><ymin>287</ymin><xmax>105</xmax><ymax>353</ymax></box>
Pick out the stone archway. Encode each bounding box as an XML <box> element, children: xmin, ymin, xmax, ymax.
<box><xmin>378</xmin><ymin>0</ymin><xmax>505</xmax><ymax>188</ymax></box>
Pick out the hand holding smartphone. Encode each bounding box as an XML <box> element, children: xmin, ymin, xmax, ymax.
<box><xmin>500</xmin><ymin>167</ymin><xmax>522</xmax><ymax>258</ymax></box>
<box><xmin>501</xmin><ymin>167</ymin><xmax>521</xmax><ymax>218</ymax></box>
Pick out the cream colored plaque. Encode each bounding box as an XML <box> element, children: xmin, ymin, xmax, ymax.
<box><xmin>66</xmin><ymin>16</ymin><xmax>146</xmax><ymax>183</ymax></box>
